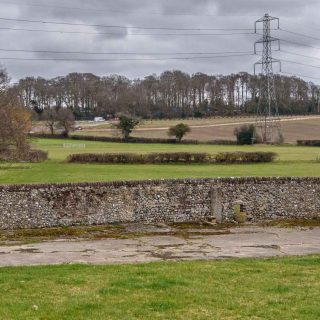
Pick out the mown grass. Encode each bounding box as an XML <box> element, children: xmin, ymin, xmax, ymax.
<box><xmin>0</xmin><ymin>256</ymin><xmax>319</xmax><ymax>319</ymax></box>
<box><xmin>0</xmin><ymin>138</ymin><xmax>319</xmax><ymax>184</ymax></box>
<box><xmin>33</xmin><ymin>138</ymin><xmax>320</xmax><ymax>161</ymax></box>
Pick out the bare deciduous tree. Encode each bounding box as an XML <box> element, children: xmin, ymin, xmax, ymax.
<box><xmin>0</xmin><ymin>69</ymin><xmax>32</xmax><ymax>159</ymax></box>
<box><xmin>42</xmin><ymin>108</ymin><xmax>59</xmax><ymax>135</ymax></box>
<box><xmin>56</xmin><ymin>108</ymin><xmax>75</xmax><ymax>137</ymax></box>
<box><xmin>13</xmin><ymin>71</ymin><xmax>320</xmax><ymax>119</ymax></box>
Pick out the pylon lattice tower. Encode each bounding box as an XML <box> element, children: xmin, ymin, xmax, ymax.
<box><xmin>254</xmin><ymin>14</ymin><xmax>282</xmax><ymax>144</ymax></box>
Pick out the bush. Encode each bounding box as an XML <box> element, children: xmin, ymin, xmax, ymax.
<box><xmin>115</xmin><ymin>115</ymin><xmax>140</xmax><ymax>140</ymax></box>
<box><xmin>215</xmin><ymin>152</ymin><xmax>277</xmax><ymax>163</ymax></box>
<box><xmin>234</xmin><ymin>124</ymin><xmax>256</xmax><ymax>145</ymax></box>
<box><xmin>168</xmin><ymin>123</ymin><xmax>191</xmax><ymax>142</ymax></box>
<box><xmin>29</xmin><ymin>133</ymin><xmax>237</xmax><ymax>145</ymax></box>
<box><xmin>0</xmin><ymin>149</ymin><xmax>48</xmax><ymax>163</ymax></box>
<box><xmin>297</xmin><ymin>140</ymin><xmax>320</xmax><ymax>147</ymax></box>
<box><xmin>25</xmin><ymin>150</ymin><xmax>49</xmax><ymax>162</ymax></box>
<box><xmin>68</xmin><ymin>151</ymin><xmax>277</xmax><ymax>164</ymax></box>
<box><xmin>68</xmin><ymin>152</ymin><xmax>212</xmax><ymax>164</ymax></box>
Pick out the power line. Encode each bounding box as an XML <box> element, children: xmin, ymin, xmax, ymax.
<box><xmin>258</xmin><ymin>30</ymin><xmax>320</xmax><ymax>50</ymax></box>
<box><xmin>280</xmin><ymin>70</ymin><xmax>320</xmax><ymax>81</ymax></box>
<box><xmin>279</xmin><ymin>28</ymin><xmax>320</xmax><ymax>42</ymax></box>
<box><xmin>0</xmin><ymin>48</ymin><xmax>253</xmax><ymax>56</ymax></box>
<box><xmin>280</xmin><ymin>38</ymin><xmax>320</xmax><ymax>51</ymax></box>
<box><xmin>0</xmin><ymin>17</ymin><xmax>253</xmax><ymax>31</ymax></box>
<box><xmin>0</xmin><ymin>26</ymin><xmax>255</xmax><ymax>37</ymax></box>
<box><xmin>0</xmin><ymin>0</ymin><xmax>258</xmax><ymax>17</ymax></box>
<box><xmin>279</xmin><ymin>50</ymin><xmax>320</xmax><ymax>62</ymax></box>
<box><xmin>280</xmin><ymin>58</ymin><xmax>320</xmax><ymax>69</ymax></box>
<box><xmin>0</xmin><ymin>53</ymin><xmax>254</xmax><ymax>62</ymax></box>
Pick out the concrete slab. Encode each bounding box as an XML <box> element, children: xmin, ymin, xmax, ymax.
<box><xmin>0</xmin><ymin>226</ymin><xmax>319</xmax><ymax>267</ymax></box>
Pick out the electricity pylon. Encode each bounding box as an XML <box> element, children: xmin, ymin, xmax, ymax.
<box><xmin>254</xmin><ymin>14</ymin><xmax>283</xmax><ymax>144</ymax></box>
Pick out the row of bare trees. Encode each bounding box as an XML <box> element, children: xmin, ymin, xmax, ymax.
<box><xmin>15</xmin><ymin>71</ymin><xmax>320</xmax><ymax>119</ymax></box>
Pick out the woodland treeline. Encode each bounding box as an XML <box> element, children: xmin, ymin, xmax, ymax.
<box><xmin>15</xmin><ymin>71</ymin><xmax>320</xmax><ymax>119</ymax></box>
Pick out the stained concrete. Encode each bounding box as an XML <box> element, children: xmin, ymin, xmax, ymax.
<box><xmin>0</xmin><ymin>226</ymin><xmax>319</xmax><ymax>267</ymax></box>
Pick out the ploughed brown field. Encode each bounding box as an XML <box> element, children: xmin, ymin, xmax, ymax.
<box><xmin>75</xmin><ymin>116</ymin><xmax>320</xmax><ymax>143</ymax></box>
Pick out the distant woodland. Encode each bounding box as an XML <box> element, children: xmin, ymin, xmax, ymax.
<box><xmin>13</xmin><ymin>71</ymin><xmax>320</xmax><ymax>119</ymax></box>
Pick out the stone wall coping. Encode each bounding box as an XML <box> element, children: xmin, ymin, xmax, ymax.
<box><xmin>0</xmin><ymin>177</ymin><xmax>319</xmax><ymax>192</ymax></box>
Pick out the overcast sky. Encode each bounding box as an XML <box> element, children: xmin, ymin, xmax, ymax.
<box><xmin>0</xmin><ymin>0</ymin><xmax>320</xmax><ymax>82</ymax></box>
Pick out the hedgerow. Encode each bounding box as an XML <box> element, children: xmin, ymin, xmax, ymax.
<box><xmin>30</xmin><ymin>133</ymin><xmax>237</xmax><ymax>145</ymax></box>
<box><xmin>68</xmin><ymin>151</ymin><xmax>277</xmax><ymax>164</ymax></box>
<box><xmin>297</xmin><ymin>140</ymin><xmax>320</xmax><ymax>147</ymax></box>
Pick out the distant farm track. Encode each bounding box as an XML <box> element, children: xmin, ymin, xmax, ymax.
<box><xmin>177</xmin><ymin>116</ymin><xmax>320</xmax><ymax>130</ymax></box>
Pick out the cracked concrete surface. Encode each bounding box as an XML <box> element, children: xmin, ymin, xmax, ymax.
<box><xmin>0</xmin><ymin>226</ymin><xmax>319</xmax><ymax>267</ymax></box>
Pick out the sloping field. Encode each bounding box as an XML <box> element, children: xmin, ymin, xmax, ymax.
<box><xmin>77</xmin><ymin>116</ymin><xmax>320</xmax><ymax>143</ymax></box>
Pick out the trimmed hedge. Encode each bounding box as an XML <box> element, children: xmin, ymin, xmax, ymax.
<box><xmin>215</xmin><ymin>152</ymin><xmax>277</xmax><ymax>163</ymax></box>
<box><xmin>68</xmin><ymin>151</ymin><xmax>277</xmax><ymax>164</ymax></box>
<box><xmin>30</xmin><ymin>133</ymin><xmax>237</xmax><ymax>145</ymax></box>
<box><xmin>68</xmin><ymin>152</ymin><xmax>211</xmax><ymax>164</ymax></box>
<box><xmin>297</xmin><ymin>140</ymin><xmax>320</xmax><ymax>147</ymax></box>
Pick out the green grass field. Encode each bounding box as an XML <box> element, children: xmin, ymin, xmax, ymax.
<box><xmin>0</xmin><ymin>138</ymin><xmax>320</xmax><ymax>184</ymax></box>
<box><xmin>0</xmin><ymin>256</ymin><xmax>319</xmax><ymax>319</ymax></box>
<box><xmin>1</xmin><ymin>139</ymin><xmax>319</xmax><ymax>320</ymax></box>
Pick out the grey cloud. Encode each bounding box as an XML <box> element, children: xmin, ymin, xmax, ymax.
<box><xmin>217</xmin><ymin>0</ymin><xmax>319</xmax><ymax>16</ymax></box>
<box><xmin>0</xmin><ymin>0</ymin><xmax>319</xmax><ymax>83</ymax></box>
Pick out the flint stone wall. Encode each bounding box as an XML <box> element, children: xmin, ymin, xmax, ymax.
<box><xmin>0</xmin><ymin>177</ymin><xmax>319</xmax><ymax>230</ymax></box>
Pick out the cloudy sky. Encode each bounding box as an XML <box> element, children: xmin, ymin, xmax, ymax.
<box><xmin>0</xmin><ymin>0</ymin><xmax>319</xmax><ymax>82</ymax></box>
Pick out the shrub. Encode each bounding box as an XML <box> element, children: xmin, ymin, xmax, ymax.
<box><xmin>214</xmin><ymin>152</ymin><xmax>277</xmax><ymax>163</ymax></box>
<box><xmin>168</xmin><ymin>123</ymin><xmax>191</xmax><ymax>142</ymax></box>
<box><xmin>297</xmin><ymin>140</ymin><xmax>320</xmax><ymax>147</ymax></box>
<box><xmin>29</xmin><ymin>133</ymin><xmax>238</xmax><ymax>145</ymax></box>
<box><xmin>67</xmin><ymin>151</ymin><xmax>277</xmax><ymax>164</ymax></box>
<box><xmin>234</xmin><ymin>124</ymin><xmax>256</xmax><ymax>145</ymax></box>
<box><xmin>115</xmin><ymin>115</ymin><xmax>140</xmax><ymax>140</ymax></box>
<box><xmin>67</xmin><ymin>152</ymin><xmax>212</xmax><ymax>164</ymax></box>
<box><xmin>25</xmin><ymin>150</ymin><xmax>49</xmax><ymax>162</ymax></box>
<box><xmin>0</xmin><ymin>149</ymin><xmax>48</xmax><ymax>163</ymax></box>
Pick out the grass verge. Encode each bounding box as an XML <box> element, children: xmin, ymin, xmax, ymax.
<box><xmin>0</xmin><ymin>256</ymin><xmax>319</xmax><ymax>319</ymax></box>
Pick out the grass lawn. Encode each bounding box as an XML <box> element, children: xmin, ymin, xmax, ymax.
<box><xmin>0</xmin><ymin>138</ymin><xmax>319</xmax><ymax>184</ymax></box>
<box><xmin>0</xmin><ymin>256</ymin><xmax>319</xmax><ymax>319</ymax></box>
<box><xmin>33</xmin><ymin>139</ymin><xmax>320</xmax><ymax>161</ymax></box>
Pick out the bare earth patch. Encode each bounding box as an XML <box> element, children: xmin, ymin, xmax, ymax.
<box><xmin>75</xmin><ymin>116</ymin><xmax>320</xmax><ymax>143</ymax></box>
